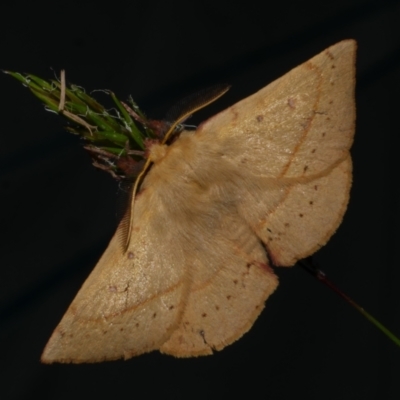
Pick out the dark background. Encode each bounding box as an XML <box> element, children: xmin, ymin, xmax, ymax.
<box><xmin>1</xmin><ymin>0</ymin><xmax>399</xmax><ymax>399</ymax></box>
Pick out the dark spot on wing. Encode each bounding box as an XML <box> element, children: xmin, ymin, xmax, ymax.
<box><xmin>326</xmin><ymin>50</ymin><xmax>334</xmax><ymax>60</ymax></box>
<box><xmin>305</xmin><ymin>61</ymin><xmax>315</xmax><ymax>70</ymax></box>
<box><xmin>230</xmin><ymin>107</ymin><xmax>239</xmax><ymax>121</ymax></box>
<box><xmin>287</xmin><ymin>98</ymin><xmax>296</xmax><ymax>108</ymax></box>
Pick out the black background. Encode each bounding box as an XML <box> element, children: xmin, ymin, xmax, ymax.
<box><xmin>1</xmin><ymin>0</ymin><xmax>399</xmax><ymax>399</ymax></box>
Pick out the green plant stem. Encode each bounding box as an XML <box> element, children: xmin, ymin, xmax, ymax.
<box><xmin>299</xmin><ymin>257</ymin><xmax>400</xmax><ymax>347</ymax></box>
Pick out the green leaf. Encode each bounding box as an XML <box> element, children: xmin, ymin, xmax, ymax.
<box><xmin>110</xmin><ymin>92</ymin><xmax>145</xmax><ymax>149</ymax></box>
<box><xmin>6</xmin><ymin>70</ymin><xmax>151</xmax><ymax>180</ymax></box>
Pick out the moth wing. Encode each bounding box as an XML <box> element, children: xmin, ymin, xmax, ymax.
<box><xmin>159</xmin><ymin>210</ymin><xmax>278</xmax><ymax>356</ymax></box>
<box><xmin>196</xmin><ymin>40</ymin><xmax>355</xmax><ymax>179</ymax></box>
<box><xmin>195</xmin><ymin>40</ymin><xmax>356</xmax><ymax>266</ymax></box>
<box><xmin>41</xmin><ymin>184</ymin><xmax>190</xmax><ymax>363</ymax></box>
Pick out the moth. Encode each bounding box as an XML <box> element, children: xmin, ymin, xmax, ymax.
<box><xmin>42</xmin><ymin>40</ymin><xmax>356</xmax><ymax>363</ymax></box>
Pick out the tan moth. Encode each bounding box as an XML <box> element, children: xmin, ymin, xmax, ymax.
<box><xmin>41</xmin><ymin>40</ymin><xmax>356</xmax><ymax>363</ymax></box>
